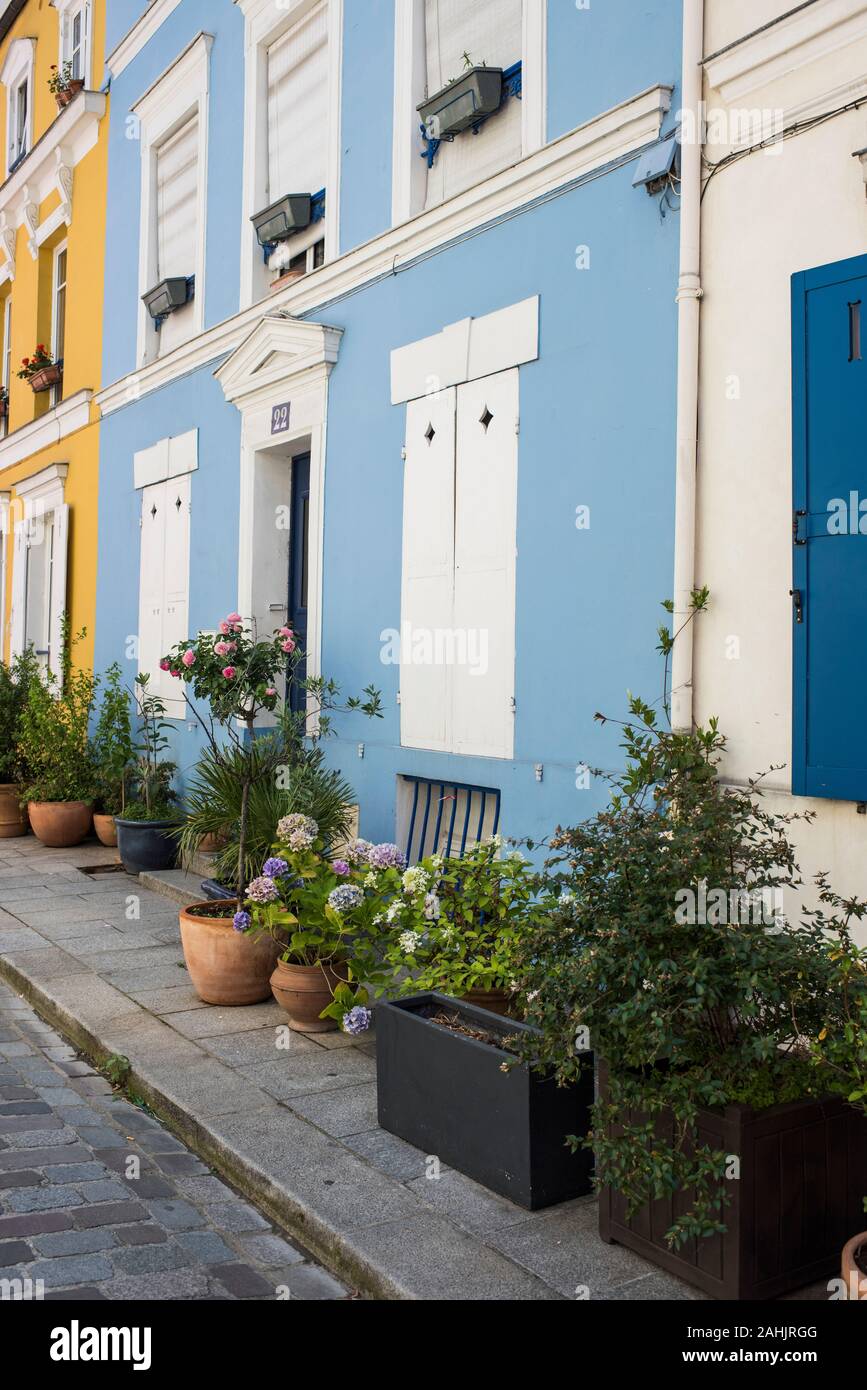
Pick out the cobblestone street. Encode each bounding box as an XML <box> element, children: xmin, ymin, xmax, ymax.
<box><xmin>0</xmin><ymin>982</ymin><xmax>350</xmax><ymax>1301</ymax></box>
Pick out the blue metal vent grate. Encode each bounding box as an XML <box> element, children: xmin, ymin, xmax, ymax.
<box><xmin>400</xmin><ymin>776</ymin><xmax>501</xmax><ymax>864</ymax></box>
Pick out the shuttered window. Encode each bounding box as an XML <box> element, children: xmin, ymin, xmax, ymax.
<box><xmin>423</xmin><ymin>0</ymin><xmax>522</xmax><ymax>207</ymax></box>
<box><xmin>400</xmin><ymin>369</ymin><xmax>518</xmax><ymax>759</ymax></box>
<box><xmin>156</xmin><ymin>116</ymin><xmax>199</xmax><ymax>281</ymax></box>
<box><xmin>267</xmin><ymin>4</ymin><xmax>329</xmax><ymax>203</ymax></box>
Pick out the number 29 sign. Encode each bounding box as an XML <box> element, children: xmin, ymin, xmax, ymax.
<box><xmin>271</xmin><ymin>402</ymin><xmax>291</xmax><ymax>435</ymax></box>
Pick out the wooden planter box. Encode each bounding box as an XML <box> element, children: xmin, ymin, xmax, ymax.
<box><xmin>599</xmin><ymin>1066</ymin><xmax>867</xmax><ymax>1300</ymax></box>
<box><xmin>28</xmin><ymin>364</ymin><xmax>61</xmax><ymax>393</ymax></box>
<box><xmin>377</xmin><ymin>992</ymin><xmax>594</xmax><ymax>1209</ymax></box>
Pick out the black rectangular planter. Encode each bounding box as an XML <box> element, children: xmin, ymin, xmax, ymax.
<box><xmin>599</xmin><ymin>1067</ymin><xmax>867</xmax><ymax>1300</ymax></box>
<box><xmin>376</xmin><ymin>992</ymin><xmax>594</xmax><ymax>1209</ymax></box>
<box><xmin>417</xmin><ymin>66</ymin><xmax>503</xmax><ymax>140</ymax></box>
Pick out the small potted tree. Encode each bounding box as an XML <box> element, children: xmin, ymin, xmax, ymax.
<box><xmin>162</xmin><ymin>613</ymin><xmax>381</xmax><ymax>1006</ymax></box>
<box><xmin>114</xmin><ymin>675</ymin><xmax>180</xmax><ymax>874</ymax></box>
<box><xmin>18</xmin><ymin>629</ymin><xmax>97</xmax><ymax>847</ymax></box>
<box><xmin>91</xmin><ymin>662</ymin><xmax>135</xmax><ymax>848</ymax></box>
<box><xmin>49</xmin><ymin>61</ymin><xmax>85</xmax><ymax>108</ymax></box>
<box><xmin>17</xmin><ymin>346</ymin><xmax>61</xmax><ymax>394</ymax></box>
<box><xmin>0</xmin><ymin>648</ymin><xmax>40</xmax><ymax>837</ymax></box>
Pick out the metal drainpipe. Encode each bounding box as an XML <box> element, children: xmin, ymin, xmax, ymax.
<box><xmin>670</xmin><ymin>0</ymin><xmax>705</xmax><ymax>732</ymax></box>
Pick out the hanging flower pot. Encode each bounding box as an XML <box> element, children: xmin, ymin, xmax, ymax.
<box><xmin>28</xmin><ymin>364</ymin><xmax>62</xmax><ymax>393</ymax></box>
<box><xmin>18</xmin><ymin>348</ymin><xmax>61</xmax><ymax>394</ymax></box>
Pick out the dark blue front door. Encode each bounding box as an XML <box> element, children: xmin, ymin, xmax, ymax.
<box><xmin>288</xmin><ymin>453</ymin><xmax>310</xmax><ymax>714</ymax></box>
<box><xmin>792</xmin><ymin>255</ymin><xmax>867</xmax><ymax>799</ymax></box>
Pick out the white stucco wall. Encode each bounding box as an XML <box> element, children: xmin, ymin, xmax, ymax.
<box><xmin>695</xmin><ymin>4</ymin><xmax>867</xmax><ymax>925</ymax></box>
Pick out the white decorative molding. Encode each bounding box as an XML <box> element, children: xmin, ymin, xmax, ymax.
<box><xmin>0</xmin><ymin>92</ymin><xmax>105</xmax><ymax>248</ymax></box>
<box><xmin>106</xmin><ymin>0</ymin><xmax>184</xmax><ymax>78</ymax></box>
<box><xmin>0</xmin><ymin>215</ymin><xmax>15</xmax><ymax>284</ymax></box>
<box><xmin>391</xmin><ymin>296</ymin><xmax>539</xmax><ymax>404</ymax></box>
<box><xmin>13</xmin><ymin>461</ymin><xmax>68</xmax><ymax>503</ymax></box>
<box><xmin>391</xmin><ymin>0</ymin><xmax>427</xmax><ymax>226</ymax></box>
<box><xmin>522</xmin><ymin>0</ymin><xmax>548</xmax><ymax>156</ymax></box>
<box><xmin>704</xmin><ymin>0</ymin><xmax>867</xmax><ymax>103</ymax></box>
<box><xmin>216</xmin><ymin>313</ymin><xmax>343</xmax><ymax>408</ymax></box>
<box><xmin>98</xmin><ymin>82</ymin><xmax>671</xmax><ymax>416</ymax></box>
<box><xmin>0</xmin><ymin>389</ymin><xmax>92</xmax><ymax>472</ymax></box>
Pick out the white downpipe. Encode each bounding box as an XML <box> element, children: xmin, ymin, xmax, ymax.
<box><xmin>670</xmin><ymin>0</ymin><xmax>704</xmax><ymax>731</ymax></box>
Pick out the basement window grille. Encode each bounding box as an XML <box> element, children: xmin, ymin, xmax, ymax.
<box><xmin>399</xmin><ymin>775</ymin><xmax>500</xmax><ymax>864</ymax></box>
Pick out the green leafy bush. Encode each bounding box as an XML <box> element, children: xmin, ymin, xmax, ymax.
<box><xmin>18</xmin><ymin>629</ymin><xmax>97</xmax><ymax>803</ymax></box>
<box><xmin>0</xmin><ymin>647</ymin><xmax>41</xmax><ymax>784</ymax></box>
<box><xmin>92</xmin><ymin>662</ymin><xmax>135</xmax><ymax>816</ymax></box>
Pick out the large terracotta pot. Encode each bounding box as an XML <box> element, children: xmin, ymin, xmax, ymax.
<box><xmin>461</xmin><ymin>987</ymin><xmax>517</xmax><ymax>1018</ymax></box>
<box><xmin>28</xmin><ymin>801</ymin><xmax>92</xmax><ymax>848</ymax></box>
<box><xmin>0</xmin><ymin>784</ymin><xmax>26</xmax><ymax>838</ymax></box>
<box><xmin>180</xmin><ymin>901</ymin><xmax>279</xmax><ymax>1006</ymax></box>
<box><xmin>270</xmin><ymin>958</ymin><xmax>345</xmax><ymax>1032</ymax></box>
<box><xmin>93</xmin><ymin>813</ymin><xmax>118</xmax><ymax>848</ymax></box>
<box><xmin>842</xmin><ymin>1231</ymin><xmax>867</xmax><ymax>1300</ymax></box>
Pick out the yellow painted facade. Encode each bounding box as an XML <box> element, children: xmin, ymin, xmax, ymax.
<box><xmin>0</xmin><ymin>0</ymin><xmax>107</xmax><ymax>672</ymax></box>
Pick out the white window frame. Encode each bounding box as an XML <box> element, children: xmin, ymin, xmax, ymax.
<box><xmin>0</xmin><ymin>490</ymin><xmax>9</xmax><ymax>659</ymax></box>
<box><xmin>50</xmin><ymin>240</ymin><xmax>68</xmax><ymax>407</ymax></box>
<box><xmin>1</xmin><ymin>39</ymin><xmax>35</xmax><ymax>177</ymax></box>
<box><xmin>1</xmin><ymin>296</ymin><xmax>11</xmax><ymax>440</ymax></box>
<box><xmin>54</xmin><ymin>0</ymin><xmax>93</xmax><ymax>88</ymax></box>
<box><xmin>390</xmin><ymin>0</ymin><xmax>547</xmax><ymax>226</ymax></box>
<box><xmin>133</xmin><ymin>33</ymin><xmax>212</xmax><ymax>367</ymax></box>
<box><xmin>9</xmin><ymin>463</ymin><xmax>69</xmax><ymax>683</ymax></box>
<box><xmin>238</xmin><ymin>0</ymin><xmax>342</xmax><ymax>309</ymax></box>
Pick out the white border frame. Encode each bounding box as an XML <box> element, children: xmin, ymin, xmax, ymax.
<box><xmin>50</xmin><ymin>238</ymin><xmax>68</xmax><ymax>407</ymax></box>
<box><xmin>1</xmin><ymin>38</ymin><xmax>35</xmax><ymax>177</ymax></box>
<box><xmin>53</xmin><ymin>0</ymin><xmax>93</xmax><ymax>89</ymax></box>
<box><xmin>134</xmin><ymin>32</ymin><xmax>212</xmax><ymax>367</ymax></box>
<box><xmin>237</xmin><ymin>0</ymin><xmax>343</xmax><ymax>309</ymax></box>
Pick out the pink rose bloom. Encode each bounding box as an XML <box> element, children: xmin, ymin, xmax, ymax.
<box><xmin>222</xmin><ymin>666</ymin><xmax>236</xmax><ymax>679</ymax></box>
<box><xmin>226</xmin><ymin>612</ymin><xmax>242</xmax><ymax>625</ymax></box>
<box><xmin>159</xmin><ymin>659</ymin><xmax>170</xmax><ymax>671</ymax></box>
<box><xmin>282</xmin><ymin>639</ymin><xmax>295</xmax><ymax>654</ymax></box>
<box><xmin>223</xmin><ymin>641</ymin><xmax>237</xmax><ymax>653</ymax></box>
<box><xmin>264</xmin><ymin>687</ymin><xmax>277</xmax><ymax>697</ymax></box>
<box><xmin>214</xmin><ymin>641</ymin><xmax>230</xmax><ymax>656</ymax></box>
<box><xmin>219</xmin><ymin>621</ymin><xmax>230</xmax><ymax>635</ymax></box>
<box><xmin>181</xmin><ymin>649</ymin><xmax>196</xmax><ymax>667</ymax></box>
<box><xmin>171</xmin><ymin>670</ymin><xmax>180</xmax><ymax>679</ymax></box>
<box><xmin>278</xmin><ymin>627</ymin><xmax>294</xmax><ymax>639</ymax></box>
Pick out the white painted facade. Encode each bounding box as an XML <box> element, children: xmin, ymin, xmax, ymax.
<box><xmin>694</xmin><ymin>0</ymin><xmax>867</xmax><ymax>921</ymax></box>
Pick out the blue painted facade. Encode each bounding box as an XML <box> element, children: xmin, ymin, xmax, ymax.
<box><xmin>95</xmin><ymin>0</ymin><xmax>684</xmax><ymax>853</ymax></box>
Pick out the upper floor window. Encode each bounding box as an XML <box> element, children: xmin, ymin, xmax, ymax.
<box><xmin>423</xmin><ymin>0</ymin><xmax>522</xmax><ymax>208</ymax></box>
<box><xmin>57</xmin><ymin>0</ymin><xmax>92</xmax><ymax>85</ymax></box>
<box><xmin>1</xmin><ymin>38</ymin><xmax>35</xmax><ymax>175</ymax></box>
<box><xmin>51</xmin><ymin>243</ymin><xmax>68</xmax><ymax>405</ymax></box>
<box><xmin>266</xmin><ymin>5</ymin><xmax>328</xmax><ymax>206</ymax></box>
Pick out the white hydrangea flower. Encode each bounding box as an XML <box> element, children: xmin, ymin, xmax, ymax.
<box><xmin>423</xmin><ymin>892</ymin><xmax>440</xmax><ymax>921</ymax></box>
<box><xmin>399</xmin><ymin>929</ymin><xmax>422</xmax><ymax>953</ymax></box>
<box><xmin>402</xmin><ymin>865</ymin><xmax>430</xmax><ymax>897</ymax></box>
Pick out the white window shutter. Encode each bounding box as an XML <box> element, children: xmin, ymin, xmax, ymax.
<box><xmin>161</xmin><ymin>472</ymin><xmax>190</xmax><ymax>704</ymax></box>
<box><xmin>400</xmin><ymin>388</ymin><xmax>456</xmax><ymax>752</ymax></box>
<box><xmin>10</xmin><ymin>519</ymin><xmax>26</xmax><ymax>658</ymax></box>
<box><xmin>47</xmin><ymin>502</ymin><xmax>69</xmax><ymax>685</ymax></box>
<box><xmin>452</xmin><ymin>369</ymin><xmax>518</xmax><ymax>759</ymax></box>
<box><xmin>267</xmin><ymin>3</ymin><xmax>329</xmax><ymax>202</ymax></box>
<box><xmin>138</xmin><ymin>481</ymin><xmax>166</xmax><ymax>695</ymax></box>
<box><xmin>423</xmin><ymin>0</ymin><xmax>522</xmax><ymax>207</ymax></box>
<box><xmin>156</xmin><ymin>116</ymin><xmax>198</xmax><ymax>281</ymax></box>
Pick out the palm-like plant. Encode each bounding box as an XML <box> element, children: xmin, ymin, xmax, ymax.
<box><xmin>178</xmin><ymin>740</ymin><xmax>356</xmax><ymax>894</ymax></box>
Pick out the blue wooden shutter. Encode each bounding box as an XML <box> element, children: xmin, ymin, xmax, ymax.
<box><xmin>792</xmin><ymin>254</ymin><xmax>867</xmax><ymax>799</ymax></box>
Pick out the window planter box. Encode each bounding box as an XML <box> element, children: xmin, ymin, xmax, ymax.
<box><xmin>251</xmin><ymin>195</ymin><xmax>312</xmax><ymax>248</ymax></box>
<box><xmin>28</xmin><ymin>364</ymin><xmax>62</xmax><ymax>393</ymax></box>
<box><xmin>55</xmin><ymin>79</ymin><xmax>85</xmax><ymax>109</ymax></box>
<box><xmin>417</xmin><ymin>66</ymin><xmax>503</xmax><ymax>141</ymax></box>
<box><xmin>598</xmin><ymin>1063</ymin><xmax>867</xmax><ymax>1300</ymax></box>
<box><xmin>376</xmin><ymin>992</ymin><xmax>594</xmax><ymax>1209</ymax></box>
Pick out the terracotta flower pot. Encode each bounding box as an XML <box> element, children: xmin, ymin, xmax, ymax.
<box><xmin>179</xmin><ymin>901</ymin><xmax>279</xmax><ymax>1006</ymax></box>
<box><xmin>842</xmin><ymin>1231</ymin><xmax>867</xmax><ymax>1300</ymax></box>
<box><xmin>55</xmin><ymin>79</ymin><xmax>84</xmax><ymax>108</ymax></box>
<box><xmin>461</xmin><ymin>987</ymin><xmax>517</xmax><ymax>1018</ymax></box>
<box><xmin>93</xmin><ymin>813</ymin><xmax>118</xmax><ymax>848</ymax></box>
<box><xmin>27</xmin><ymin>801</ymin><xmax>92</xmax><ymax>848</ymax></box>
<box><xmin>28</xmin><ymin>363</ymin><xmax>62</xmax><ymax>393</ymax></box>
<box><xmin>270</xmin><ymin>958</ymin><xmax>346</xmax><ymax>1032</ymax></box>
<box><xmin>0</xmin><ymin>783</ymin><xmax>26</xmax><ymax>839</ymax></box>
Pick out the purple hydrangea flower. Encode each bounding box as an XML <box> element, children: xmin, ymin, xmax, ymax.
<box><xmin>332</xmin><ymin>860</ymin><xmax>350</xmax><ymax>877</ymax></box>
<box><xmin>342</xmin><ymin>1005</ymin><xmax>372</xmax><ymax>1036</ymax></box>
<box><xmin>232</xmin><ymin>910</ymin><xmax>251</xmax><ymax>933</ymax></box>
<box><xmin>246</xmin><ymin>876</ymin><xmax>279</xmax><ymax>904</ymax></box>
<box><xmin>368</xmin><ymin>842</ymin><xmax>406</xmax><ymax>871</ymax></box>
<box><xmin>344</xmin><ymin>838</ymin><xmax>373</xmax><ymax>866</ymax></box>
<box><xmin>328</xmin><ymin>884</ymin><xmax>363</xmax><ymax>913</ymax></box>
<box><xmin>262</xmin><ymin>857</ymin><xmax>289</xmax><ymax>879</ymax></box>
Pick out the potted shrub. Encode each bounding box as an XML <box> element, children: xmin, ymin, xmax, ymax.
<box><xmin>811</xmin><ymin>923</ymin><xmax>867</xmax><ymax>1299</ymax></box>
<box><xmin>17</xmin><ymin>629</ymin><xmax>96</xmax><ymax>847</ymax></box>
<box><xmin>516</xmin><ymin>599</ymin><xmax>867</xmax><ymax>1299</ymax></box>
<box><xmin>114</xmin><ymin>675</ymin><xmax>180</xmax><ymax>874</ymax></box>
<box><xmin>0</xmin><ymin>648</ymin><xmax>40</xmax><ymax>838</ymax></box>
<box><xmin>239</xmin><ymin>819</ymin><xmax>391</xmax><ymax>1031</ymax></box>
<box><xmin>17</xmin><ymin>346</ymin><xmax>61</xmax><ymax>394</ymax></box>
<box><xmin>49</xmin><ymin>61</ymin><xmax>85</xmax><ymax>108</ymax></box>
<box><xmin>91</xmin><ymin>662</ymin><xmax>135</xmax><ymax>848</ymax></box>
<box><xmin>417</xmin><ymin>53</ymin><xmax>503</xmax><ymax>141</ymax></box>
<box><xmin>162</xmin><ymin>612</ymin><xmax>381</xmax><ymax>1007</ymax></box>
